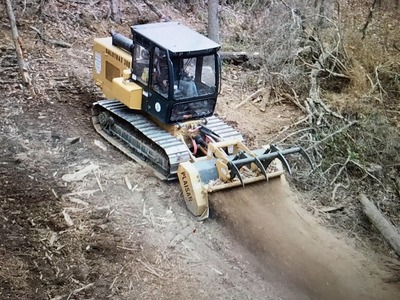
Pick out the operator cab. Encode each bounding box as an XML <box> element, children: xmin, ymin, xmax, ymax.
<box><xmin>127</xmin><ymin>22</ymin><xmax>221</xmax><ymax>124</ymax></box>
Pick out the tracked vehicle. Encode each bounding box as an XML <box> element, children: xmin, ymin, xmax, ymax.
<box><xmin>92</xmin><ymin>22</ymin><xmax>312</xmax><ymax>219</ymax></box>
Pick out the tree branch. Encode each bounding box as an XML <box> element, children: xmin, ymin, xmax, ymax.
<box><xmin>30</xmin><ymin>26</ymin><xmax>72</xmax><ymax>48</ymax></box>
<box><xmin>143</xmin><ymin>0</ymin><xmax>170</xmax><ymax>21</ymax></box>
<box><xmin>361</xmin><ymin>0</ymin><xmax>379</xmax><ymax>39</ymax></box>
<box><xmin>307</xmin><ymin>121</ymin><xmax>357</xmax><ymax>150</ymax></box>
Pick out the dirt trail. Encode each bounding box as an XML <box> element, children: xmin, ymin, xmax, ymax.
<box><xmin>211</xmin><ymin>177</ymin><xmax>400</xmax><ymax>300</ymax></box>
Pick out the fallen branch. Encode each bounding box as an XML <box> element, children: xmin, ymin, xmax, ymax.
<box><xmin>278</xmin><ymin>127</ymin><xmax>314</xmax><ymax>143</ymax></box>
<box><xmin>72</xmin><ymin>283</ymin><xmax>94</xmax><ymax>294</ymax></box>
<box><xmin>331</xmin><ymin>183</ymin><xmax>348</xmax><ymax>202</ymax></box>
<box><xmin>313</xmin><ymin>97</ymin><xmax>345</xmax><ymax>120</ymax></box>
<box><xmin>374</xmin><ymin>65</ymin><xmax>387</xmax><ymax>102</ymax></box>
<box><xmin>66</xmin><ymin>283</ymin><xmax>94</xmax><ymax>300</ymax></box>
<box><xmin>329</xmin><ymin>154</ymin><xmax>351</xmax><ymax>186</ymax></box>
<box><xmin>349</xmin><ymin>159</ymin><xmax>386</xmax><ymax>191</ymax></box>
<box><xmin>359</xmin><ymin>194</ymin><xmax>400</xmax><ymax>257</ymax></box>
<box><xmin>143</xmin><ymin>0</ymin><xmax>170</xmax><ymax>21</ymax></box>
<box><xmin>234</xmin><ymin>87</ymin><xmax>267</xmax><ymax>109</ymax></box>
<box><xmin>267</xmin><ymin>115</ymin><xmax>311</xmax><ymax>143</ymax></box>
<box><xmin>5</xmin><ymin>0</ymin><xmax>31</xmax><ymax>85</ymax></box>
<box><xmin>297</xmin><ymin>55</ymin><xmax>349</xmax><ymax>80</ymax></box>
<box><xmin>319</xmin><ymin>205</ymin><xmax>344</xmax><ymax>213</ymax></box>
<box><xmin>30</xmin><ymin>26</ymin><xmax>72</xmax><ymax>48</ymax></box>
<box><xmin>116</xmin><ymin>245</ymin><xmax>137</xmax><ymax>252</ymax></box>
<box><xmin>280</xmin><ymin>91</ymin><xmax>306</xmax><ymax>112</ymax></box>
<box><xmin>136</xmin><ymin>258</ymin><xmax>164</xmax><ymax>278</ymax></box>
<box><xmin>306</xmin><ymin>121</ymin><xmax>357</xmax><ymax>150</ymax></box>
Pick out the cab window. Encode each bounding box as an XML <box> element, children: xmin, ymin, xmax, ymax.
<box><xmin>132</xmin><ymin>45</ymin><xmax>149</xmax><ymax>85</ymax></box>
<box><xmin>172</xmin><ymin>54</ymin><xmax>216</xmax><ymax>100</ymax></box>
<box><xmin>152</xmin><ymin>47</ymin><xmax>169</xmax><ymax>97</ymax></box>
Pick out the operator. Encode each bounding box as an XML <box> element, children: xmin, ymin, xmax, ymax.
<box><xmin>154</xmin><ymin>49</ymin><xmax>198</xmax><ymax>98</ymax></box>
<box><xmin>153</xmin><ymin>48</ymin><xmax>169</xmax><ymax>94</ymax></box>
<box><xmin>177</xmin><ymin>70</ymin><xmax>198</xmax><ymax>98</ymax></box>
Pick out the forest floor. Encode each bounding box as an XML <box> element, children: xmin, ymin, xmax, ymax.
<box><xmin>1</xmin><ymin>1</ymin><xmax>399</xmax><ymax>299</ymax></box>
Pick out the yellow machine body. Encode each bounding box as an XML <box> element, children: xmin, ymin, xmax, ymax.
<box><xmin>93</xmin><ymin>37</ymin><xmax>142</xmax><ymax>110</ymax></box>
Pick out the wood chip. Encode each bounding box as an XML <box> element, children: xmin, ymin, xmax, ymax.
<box><xmin>62</xmin><ymin>210</ymin><xmax>74</xmax><ymax>227</ymax></box>
<box><xmin>125</xmin><ymin>175</ymin><xmax>133</xmax><ymax>190</ymax></box>
<box><xmin>94</xmin><ymin>139</ymin><xmax>107</xmax><ymax>151</ymax></box>
<box><xmin>72</xmin><ymin>282</ymin><xmax>94</xmax><ymax>294</ymax></box>
<box><xmin>61</xmin><ymin>189</ymin><xmax>99</xmax><ymax>200</ymax></box>
<box><xmin>62</xmin><ymin>164</ymin><xmax>99</xmax><ymax>182</ymax></box>
<box><xmin>319</xmin><ymin>205</ymin><xmax>344</xmax><ymax>213</ymax></box>
<box><xmin>49</xmin><ymin>232</ymin><xmax>58</xmax><ymax>246</ymax></box>
<box><xmin>68</xmin><ymin>197</ymin><xmax>89</xmax><ymax>206</ymax></box>
<box><xmin>211</xmin><ymin>267</ymin><xmax>224</xmax><ymax>276</ymax></box>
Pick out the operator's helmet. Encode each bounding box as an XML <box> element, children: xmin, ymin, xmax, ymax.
<box><xmin>155</xmin><ymin>47</ymin><xmax>166</xmax><ymax>59</ymax></box>
<box><xmin>141</xmin><ymin>49</ymin><xmax>149</xmax><ymax>60</ymax></box>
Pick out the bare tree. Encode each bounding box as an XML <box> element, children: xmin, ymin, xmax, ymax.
<box><xmin>110</xmin><ymin>0</ymin><xmax>121</xmax><ymax>23</ymax></box>
<box><xmin>5</xmin><ymin>0</ymin><xmax>31</xmax><ymax>85</ymax></box>
<box><xmin>207</xmin><ymin>0</ymin><xmax>220</xmax><ymax>43</ymax></box>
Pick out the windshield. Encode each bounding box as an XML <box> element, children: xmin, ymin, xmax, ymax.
<box><xmin>171</xmin><ymin>54</ymin><xmax>217</xmax><ymax>100</ymax></box>
<box><xmin>170</xmin><ymin>99</ymin><xmax>216</xmax><ymax>122</ymax></box>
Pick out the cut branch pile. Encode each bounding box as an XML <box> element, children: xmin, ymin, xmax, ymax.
<box><xmin>242</xmin><ymin>2</ymin><xmax>400</xmax><ymax>256</ymax></box>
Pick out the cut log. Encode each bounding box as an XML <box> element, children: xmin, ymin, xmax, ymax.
<box><xmin>5</xmin><ymin>0</ymin><xmax>31</xmax><ymax>86</ymax></box>
<box><xmin>234</xmin><ymin>87</ymin><xmax>267</xmax><ymax>109</ymax></box>
<box><xmin>220</xmin><ymin>51</ymin><xmax>261</xmax><ymax>65</ymax></box>
<box><xmin>359</xmin><ymin>193</ymin><xmax>400</xmax><ymax>257</ymax></box>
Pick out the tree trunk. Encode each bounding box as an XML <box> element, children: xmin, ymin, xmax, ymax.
<box><xmin>5</xmin><ymin>0</ymin><xmax>31</xmax><ymax>86</ymax></box>
<box><xmin>207</xmin><ymin>0</ymin><xmax>219</xmax><ymax>43</ymax></box>
<box><xmin>359</xmin><ymin>194</ymin><xmax>400</xmax><ymax>257</ymax></box>
<box><xmin>110</xmin><ymin>0</ymin><xmax>121</xmax><ymax>23</ymax></box>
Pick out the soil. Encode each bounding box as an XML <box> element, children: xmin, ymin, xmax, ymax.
<box><xmin>1</xmin><ymin>1</ymin><xmax>399</xmax><ymax>299</ymax></box>
<box><xmin>212</xmin><ymin>179</ymin><xmax>399</xmax><ymax>299</ymax></box>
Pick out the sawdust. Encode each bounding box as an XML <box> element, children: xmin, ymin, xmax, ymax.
<box><xmin>211</xmin><ymin>178</ymin><xmax>400</xmax><ymax>300</ymax></box>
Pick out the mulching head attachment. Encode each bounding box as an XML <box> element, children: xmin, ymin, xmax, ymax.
<box><xmin>177</xmin><ymin>140</ymin><xmax>313</xmax><ymax>220</ymax></box>
<box><xmin>227</xmin><ymin>144</ymin><xmax>313</xmax><ymax>186</ymax></box>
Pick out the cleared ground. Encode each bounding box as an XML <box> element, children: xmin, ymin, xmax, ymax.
<box><xmin>1</xmin><ymin>1</ymin><xmax>399</xmax><ymax>299</ymax></box>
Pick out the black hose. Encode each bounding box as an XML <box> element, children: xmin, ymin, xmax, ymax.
<box><xmin>110</xmin><ymin>30</ymin><xmax>134</xmax><ymax>53</ymax></box>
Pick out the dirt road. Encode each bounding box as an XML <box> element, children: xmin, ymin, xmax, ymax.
<box><xmin>212</xmin><ymin>178</ymin><xmax>400</xmax><ymax>299</ymax></box>
<box><xmin>1</xmin><ymin>86</ymin><xmax>399</xmax><ymax>299</ymax></box>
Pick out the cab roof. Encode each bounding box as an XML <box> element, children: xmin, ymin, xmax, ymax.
<box><xmin>131</xmin><ymin>22</ymin><xmax>220</xmax><ymax>54</ymax></box>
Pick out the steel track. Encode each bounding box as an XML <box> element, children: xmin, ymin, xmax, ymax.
<box><xmin>92</xmin><ymin>100</ymin><xmax>243</xmax><ymax>180</ymax></box>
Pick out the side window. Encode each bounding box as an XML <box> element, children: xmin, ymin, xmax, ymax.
<box><xmin>152</xmin><ymin>47</ymin><xmax>169</xmax><ymax>97</ymax></box>
<box><xmin>132</xmin><ymin>45</ymin><xmax>149</xmax><ymax>85</ymax></box>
